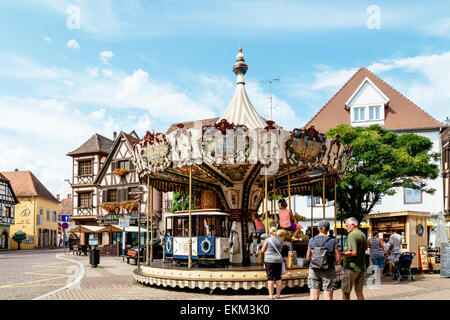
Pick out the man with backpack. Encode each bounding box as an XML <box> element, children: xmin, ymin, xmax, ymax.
<box><xmin>306</xmin><ymin>220</ymin><xmax>341</xmax><ymax>300</ymax></box>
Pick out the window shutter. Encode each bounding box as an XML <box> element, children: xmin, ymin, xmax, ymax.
<box><xmin>124</xmin><ymin>188</ymin><xmax>129</xmax><ymax>201</ymax></box>
<box><xmin>102</xmin><ymin>190</ymin><xmax>107</xmax><ymax>203</ymax></box>
<box><xmin>111</xmin><ymin>161</ymin><xmax>117</xmax><ymax>171</ymax></box>
<box><xmin>129</xmin><ymin>160</ymin><xmax>135</xmax><ymax>171</ymax></box>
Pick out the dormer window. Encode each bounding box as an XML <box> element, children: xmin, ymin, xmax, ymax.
<box><xmin>346</xmin><ymin>77</ymin><xmax>389</xmax><ymax>127</ymax></box>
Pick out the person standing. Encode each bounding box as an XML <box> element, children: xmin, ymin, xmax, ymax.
<box><xmin>367</xmin><ymin>230</ymin><xmax>384</xmax><ymax>272</ymax></box>
<box><xmin>341</xmin><ymin>217</ymin><xmax>367</xmax><ymax>300</ymax></box>
<box><xmin>260</xmin><ymin>227</ymin><xmax>285</xmax><ymax>299</ymax></box>
<box><xmin>387</xmin><ymin>230</ymin><xmax>403</xmax><ymax>276</ymax></box>
<box><xmin>307</xmin><ymin>220</ymin><xmax>341</xmax><ymax>300</ymax></box>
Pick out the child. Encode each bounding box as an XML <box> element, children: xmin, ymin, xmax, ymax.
<box><xmin>278</xmin><ymin>198</ymin><xmax>302</xmax><ymax>241</ymax></box>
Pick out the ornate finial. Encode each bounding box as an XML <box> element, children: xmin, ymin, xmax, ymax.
<box><xmin>233</xmin><ymin>45</ymin><xmax>248</xmax><ymax>75</ymax></box>
<box><xmin>233</xmin><ymin>45</ymin><xmax>248</xmax><ymax>84</ymax></box>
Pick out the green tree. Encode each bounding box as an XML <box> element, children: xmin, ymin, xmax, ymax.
<box><xmin>327</xmin><ymin>124</ymin><xmax>440</xmax><ymax>222</ymax></box>
<box><xmin>12</xmin><ymin>230</ymin><xmax>27</xmax><ymax>250</ymax></box>
<box><xmin>171</xmin><ymin>192</ymin><xmax>195</xmax><ymax>213</ymax></box>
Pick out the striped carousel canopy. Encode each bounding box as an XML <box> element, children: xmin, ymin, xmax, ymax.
<box><xmin>217</xmin><ymin>45</ymin><xmax>266</xmax><ymax>129</ymax></box>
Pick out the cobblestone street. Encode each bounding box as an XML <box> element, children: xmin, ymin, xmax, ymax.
<box><xmin>35</xmin><ymin>252</ymin><xmax>450</xmax><ymax>300</ymax></box>
<box><xmin>2</xmin><ymin>249</ymin><xmax>450</xmax><ymax>300</ymax></box>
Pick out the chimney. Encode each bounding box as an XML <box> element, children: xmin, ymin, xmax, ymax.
<box><xmin>113</xmin><ymin>131</ymin><xmax>117</xmax><ymax>140</ymax></box>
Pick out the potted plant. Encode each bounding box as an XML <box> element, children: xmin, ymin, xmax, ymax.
<box><xmin>102</xmin><ymin>202</ymin><xmax>120</xmax><ymax>212</ymax></box>
<box><xmin>120</xmin><ymin>200</ymin><xmax>139</xmax><ymax>212</ymax></box>
<box><xmin>112</xmin><ymin>168</ymin><xmax>129</xmax><ymax>177</ymax></box>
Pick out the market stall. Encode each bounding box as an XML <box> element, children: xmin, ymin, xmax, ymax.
<box><xmin>365</xmin><ymin>211</ymin><xmax>430</xmax><ymax>269</ymax></box>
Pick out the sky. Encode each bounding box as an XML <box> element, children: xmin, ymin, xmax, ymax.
<box><xmin>0</xmin><ymin>0</ymin><xmax>449</xmax><ymax>192</ymax></box>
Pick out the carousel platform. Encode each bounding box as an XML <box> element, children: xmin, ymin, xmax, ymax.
<box><xmin>133</xmin><ymin>260</ymin><xmax>342</xmax><ymax>290</ymax></box>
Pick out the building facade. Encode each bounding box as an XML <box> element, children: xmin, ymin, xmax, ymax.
<box><xmin>0</xmin><ymin>173</ymin><xmax>19</xmax><ymax>250</ymax></box>
<box><xmin>1</xmin><ymin>170</ymin><xmax>60</xmax><ymax>249</ymax></box>
<box><xmin>294</xmin><ymin>67</ymin><xmax>445</xmax><ymax>232</ymax></box>
<box><xmin>94</xmin><ymin>131</ymin><xmax>162</xmax><ymax>245</ymax></box>
<box><xmin>67</xmin><ymin>133</ymin><xmax>114</xmax><ymax>227</ymax></box>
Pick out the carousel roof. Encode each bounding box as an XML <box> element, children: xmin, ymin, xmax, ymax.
<box><xmin>217</xmin><ymin>45</ymin><xmax>266</xmax><ymax>129</ymax></box>
<box><xmin>131</xmin><ymin>47</ymin><xmax>354</xmax><ymax>211</ymax></box>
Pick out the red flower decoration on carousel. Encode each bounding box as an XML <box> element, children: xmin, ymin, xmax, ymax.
<box><xmin>112</xmin><ymin>168</ymin><xmax>129</xmax><ymax>177</ymax></box>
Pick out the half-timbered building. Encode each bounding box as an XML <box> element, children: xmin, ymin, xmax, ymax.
<box><xmin>0</xmin><ymin>173</ymin><xmax>18</xmax><ymax>249</ymax></box>
<box><xmin>94</xmin><ymin>131</ymin><xmax>162</xmax><ymax>245</ymax></box>
<box><xmin>67</xmin><ymin>133</ymin><xmax>114</xmax><ymax>229</ymax></box>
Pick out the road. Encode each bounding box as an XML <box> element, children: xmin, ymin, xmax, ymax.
<box><xmin>0</xmin><ymin>248</ymin><xmax>81</xmax><ymax>300</ymax></box>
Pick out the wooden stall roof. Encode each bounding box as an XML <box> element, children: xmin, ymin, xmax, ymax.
<box><xmin>364</xmin><ymin>211</ymin><xmax>431</xmax><ymax>220</ymax></box>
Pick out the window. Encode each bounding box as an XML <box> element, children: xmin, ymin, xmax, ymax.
<box><xmin>47</xmin><ymin>210</ymin><xmax>50</xmax><ymax>221</ymax></box>
<box><xmin>38</xmin><ymin>208</ymin><xmax>43</xmax><ymax>225</ymax></box>
<box><xmin>118</xmin><ymin>160</ymin><xmax>129</xmax><ymax>169</ymax></box>
<box><xmin>67</xmin><ymin>194</ymin><xmax>72</xmax><ymax>199</ymax></box>
<box><xmin>106</xmin><ymin>189</ymin><xmax>118</xmax><ymax>202</ymax></box>
<box><xmin>5</xmin><ymin>206</ymin><xmax>11</xmax><ymax>218</ymax></box>
<box><xmin>307</xmin><ymin>196</ymin><xmax>332</xmax><ymax>206</ymax></box>
<box><xmin>57</xmin><ymin>194</ymin><xmax>60</xmax><ymax>201</ymax></box>
<box><xmin>354</xmin><ymin>107</ymin><xmax>366</xmax><ymax>121</ymax></box>
<box><xmin>52</xmin><ymin>211</ymin><xmax>57</xmax><ymax>222</ymax></box>
<box><xmin>404</xmin><ymin>181</ymin><xmax>422</xmax><ymax>204</ymax></box>
<box><xmin>78</xmin><ymin>192</ymin><xmax>93</xmax><ymax>208</ymax></box>
<box><xmin>78</xmin><ymin>160</ymin><xmax>93</xmax><ymax>176</ymax></box>
<box><xmin>369</xmin><ymin>106</ymin><xmax>381</xmax><ymax>120</ymax></box>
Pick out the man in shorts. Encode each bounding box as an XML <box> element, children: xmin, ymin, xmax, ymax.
<box><xmin>387</xmin><ymin>230</ymin><xmax>403</xmax><ymax>276</ymax></box>
<box><xmin>307</xmin><ymin>220</ymin><xmax>341</xmax><ymax>300</ymax></box>
<box><xmin>341</xmin><ymin>217</ymin><xmax>367</xmax><ymax>300</ymax></box>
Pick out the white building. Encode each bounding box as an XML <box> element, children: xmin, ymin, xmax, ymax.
<box><xmin>295</xmin><ymin>67</ymin><xmax>445</xmax><ymax>231</ymax></box>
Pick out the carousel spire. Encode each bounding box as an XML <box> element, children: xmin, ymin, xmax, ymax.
<box><xmin>217</xmin><ymin>45</ymin><xmax>266</xmax><ymax>129</ymax></box>
<box><xmin>233</xmin><ymin>43</ymin><xmax>248</xmax><ymax>84</ymax></box>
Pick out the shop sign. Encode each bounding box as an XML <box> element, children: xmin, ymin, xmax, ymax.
<box><xmin>88</xmin><ymin>234</ymin><xmax>98</xmax><ymax>246</ymax></box>
<box><xmin>441</xmin><ymin>242</ymin><xmax>450</xmax><ymax>278</ymax></box>
<box><xmin>418</xmin><ymin>245</ymin><xmax>430</xmax><ymax>271</ymax></box>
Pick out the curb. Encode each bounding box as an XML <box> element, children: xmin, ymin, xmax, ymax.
<box><xmin>32</xmin><ymin>253</ymin><xmax>86</xmax><ymax>300</ymax></box>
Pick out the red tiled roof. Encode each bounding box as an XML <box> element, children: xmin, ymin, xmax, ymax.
<box><xmin>306</xmin><ymin>67</ymin><xmax>445</xmax><ymax>132</ymax></box>
<box><xmin>1</xmin><ymin>171</ymin><xmax>59</xmax><ymax>203</ymax></box>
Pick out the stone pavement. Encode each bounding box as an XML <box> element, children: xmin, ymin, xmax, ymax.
<box><xmin>41</xmin><ymin>253</ymin><xmax>450</xmax><ymax>300</ymax></box>
<box><xmin>0</xmin><ymin>248</ymin><xmax>77</xmax><ymax>300</ymax></box>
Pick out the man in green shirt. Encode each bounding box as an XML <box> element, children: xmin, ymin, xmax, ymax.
<box><xmin>341</xmin><ymin>217</ymin><xmax>367</xmax><ymax>300</ymax></box>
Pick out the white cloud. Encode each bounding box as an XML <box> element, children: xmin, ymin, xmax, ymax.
<box><xmin>90</xmin><ymin>108</ymin><xmax>106</xmax><ymax>121</ymax></box>
<box><xmin>86</xmin><ymin>67</ymin><xmax>98</xmax><ymax>77</ymax></box>
<box><xmin>43</xmin><ymin>36</ymin><xmax>52</xmax><ymax>43</ymax></box>
<box><xmin>99</xmin><ymin>51</ymin><xmax>114</xmax><ymax>64</ymax></box>
<box><xmin>66</xmin><ymin>39</ymin><xmax>80</xmax><ymax>49</ymax></box>
<box><xmin>102</xmin><ymin>69</ymin><xmax>114</xmax><ymax>77</ymax></box>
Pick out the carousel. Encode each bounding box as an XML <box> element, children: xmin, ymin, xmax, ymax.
<box><xmin>131</xmin><ymin>46</ymin><xmax>353</xmax><ymax>290</ymax></box>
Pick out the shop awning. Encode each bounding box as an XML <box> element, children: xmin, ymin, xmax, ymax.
<box><xmin>70</xmin><ymin>225</ymin><xmax>104</xmax><ymax>233</ymax></box>
<box><xmin>99</xmin><ymin>225</ymin><xmax>123</xmax><ymax>233</ymax></box>
<box><xmin>112</xmin><ymin>225</ymin><xmax>148</xmax><ymax>233</ymax></box>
